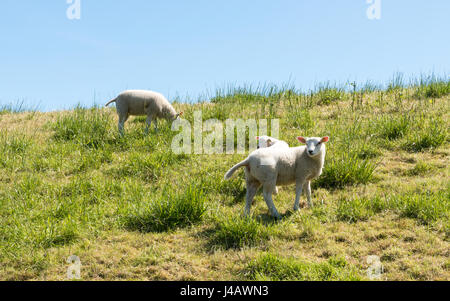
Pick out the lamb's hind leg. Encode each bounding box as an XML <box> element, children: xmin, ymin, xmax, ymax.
<box><xmin>244</xmin><ymin>180</ymin><xmax>260</xmax><ymax>216</ymax></box>
<box><xmin>263</xmin><ymin>183</ymin><xmax>281</xmax><ymax>219</ymax></box>
<box><xmin>118</xmin><ymin>113</ymin><xmax>129</xmax><ymax>136</ymax></box>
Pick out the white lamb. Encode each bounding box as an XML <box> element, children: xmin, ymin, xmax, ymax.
<box><xmin>105</xmin><ymin>90</ymin><xmax>183</xmax><ymax>135</ymax></box>
<box><xmin>257</xmin><ymin>136</ymin><xmax>289</xmax><ymax>149</ymax></box>
<box><xmin>224</xmin><ymin>136</ymin><xmax>329</xmax><ymax>219</ymax></box>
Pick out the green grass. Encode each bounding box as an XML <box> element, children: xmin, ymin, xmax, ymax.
<box><xmin>404</xmin><ymin>161</ymin><xmax>435</xmax><ymax>176</ymax></box>
<box><xmin>0</xmin><ymin>132</ymin><xmax>32</xmax><ymax>170</ymax></box>
<box><xmin>375</xmin><ymin>115</ymin><xmax>411</xmax><ymax>140</ymax></box>
<box><xmin>403</xmin><ymin>119</ymin><xmax>447</xmax><ymax>152</ymax></box>
<box><xmin>244</xmin><ymin>253</ymin><xmax>362</xmax><ymax>281</ymax></box>
<box><xmin>52</xmin><ymin>105</ymin><xmax>113</xmax><ymax>149</ymax></box>
<box><xmin>113</xmin><ymin>151</ymin><xmax>188</xmax><ymax>182</ymax></box>
<box><xmin>316</xmin><ymin>151</ymin><xmax>378</xmax><ymax>189</ymax></box>
<box><xmin>0</xmin><ymin>132</ymin><xmax>30</xmax><ymax>154</ymax></box>
<box><xmin>314</xmin><ymin>83</ymin><xmax>347</xmax><ymax>105</ymax></box>
<box><xmin>413</xmin><ymin>75</ymin><xmax>450</xmax><ymax>99</ymax></box>
<box><xmin>210</xmin><ymin>83</ymin><xmax>289</xmax><ymax>105</ymax></box>
<box><xmin>387</xmin><ymin>72</ymin><xmax>406</xmax><ymax>92</ymax></box>
<box><xmin>335</xmin><ymin>190</ymin><xmax>449</xmax><ymax>226</ymax></box>
<box><xmin>122</xmin><ymin>185</ymin><xmax>208</xmax><ymax>233</ymax></box>
<box><xmin>285</xmin><ymin>107</ymin><xmax>315</xmax><ymax>132</ymax></box>
<box><xmin>336</xmin><ymin>197</ymin><xmax>388</xmax><ymax>223</ymax></box>
<box><xmin>395</xmin><ymin>190</ymin><xmax>449</xmax><ymax>225</ymax></box>
<box><xmin>210</xmin><ymin>216</ymin><xmax>273</xmax><ymax>249</ymax></box>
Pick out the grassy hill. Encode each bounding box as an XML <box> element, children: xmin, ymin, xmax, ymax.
<box><xmin>1</xmin><ymin>75</ymin><xmax>449</xmax><ymax>281</ymax></box>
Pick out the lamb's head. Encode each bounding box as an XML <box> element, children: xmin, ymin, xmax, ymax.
<box><xmin>256</xmin><ymin>136</ymin><xmax>276</xmax><ymax>149</ymax></box>
<box><xmin>166</xmin><ymin>110</ymin><xmax>183</xmax><ymax>121</ymax></box>
<box><xmin>297</xmin><ymin>136</ymin><xmax>329</xmax><ymax>158</ymax></box>
<box><xmin>174</xmin><ymin>111</ymin><xmax>184</xmax><ymax>121</ymax></box>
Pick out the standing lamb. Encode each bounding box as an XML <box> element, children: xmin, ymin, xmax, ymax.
<box><xmin>224</xmin><ymin>136</ymin><xmax>329</xmax><ymax>219</ymax></box>
<box><xmin>105</xmin><ymin>90</ymin><xmax>183</xmax><ymax>135</ymax></box>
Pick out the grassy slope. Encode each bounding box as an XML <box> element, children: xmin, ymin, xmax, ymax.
<box><xmin>0</xmin><ymin>78</ymin><xmax>449</xmax><ymax>281</ymax></box>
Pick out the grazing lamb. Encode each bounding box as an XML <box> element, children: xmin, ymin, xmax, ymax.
<box><xmin>224</xmin><ymin>136</ymin><xmax>329</xmax><ymax>219</ymax></box>
<box><xmin>105</xmin><ymin>90</ymin><xmax>183</xmax><ymax>135</ymax></box>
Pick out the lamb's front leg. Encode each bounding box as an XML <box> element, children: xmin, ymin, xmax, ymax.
<box><xmin>303</xmin><ymin>181</ymin><xmax>313</xmax><ymax>208</ymax></box>
<box><xmin>293</xmin><ymin>180</ymin><xmax>304</xmax><ymax>211</ymax></box>
<box><xmin>145</xmin><ymin>116</ymin><xmax>153</xmax><ymax>135</ymax></box>
<box><xmin>154</xmin><ymin>119</ymin><xmax>158</xmax><ymax>133</ymax></box>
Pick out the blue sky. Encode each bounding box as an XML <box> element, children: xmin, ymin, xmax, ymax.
<box><xmin>0</xmin><ymin>0</ymin><xmax>449</xmax><ymax>111</ymax></box>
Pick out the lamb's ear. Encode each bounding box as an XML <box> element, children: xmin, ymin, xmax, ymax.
<box><xmin>297</xmin><ymin>137</ymin><xmax>307</xmax><ymax>144</ymax></box>
<box><xmin>321</xmin><ymin>137</ymin><xmax>329</xmax><ymax>143</ymax></box>
<box><xmin>267</xmin><ymin>139</ymin><xmax>273</xmax><ymax>147</ymax></box>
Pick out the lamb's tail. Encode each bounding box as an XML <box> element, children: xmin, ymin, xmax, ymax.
<box><xmin>224</xmin><ymin>158</ymin><xmax>250</xmax><ymax>180</ymax></box>
<box><xmin>105</xmin><ymin>97</ymin><xmax>117</xmax><ymax>107</ymax></box>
